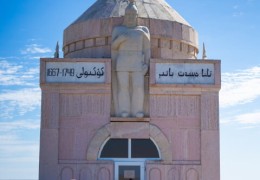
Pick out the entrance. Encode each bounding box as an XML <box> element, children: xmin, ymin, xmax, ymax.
<box><xmin>99</xmin><ymin>138</ymin><xmax>160</xmax><ymax>180</ymax></box>
<box><xmin>115</xmin><ymin>162</ymin><xmax>144</xmax><ymax>180</ymax></box>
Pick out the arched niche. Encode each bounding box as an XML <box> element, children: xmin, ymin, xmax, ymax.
<box><xmin>60</xmin><ymin>167</ymin><xmax>74</xmax><ymax>180</ymax></box>
<box><xmin>86</xmin><ymin>123</ymin><xmax>172</xmax><ymax>161</ymax></box>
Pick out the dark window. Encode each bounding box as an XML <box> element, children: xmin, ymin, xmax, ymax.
<box><xmin>131</xmin><ymin>139</ymin><xmax>160</xmax><ymax>158</ymax></box>
<box><xmin>100</xmin><ymin>138</ymin><xmax>160</xmax><ymax>159</ymax></box>
<box><xmin>100</xmin><ymin>139</ymin><xmax>128</xmax><ymax>158</ymax></box>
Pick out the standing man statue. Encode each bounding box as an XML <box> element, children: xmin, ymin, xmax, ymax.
<box><xmin>111</xmin><ymin>0</ymin><xmax>151</xmax><ymax>118</ymax></box>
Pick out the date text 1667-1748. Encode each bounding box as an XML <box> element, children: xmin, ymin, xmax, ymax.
<box><xmin>47</xmin><ymin>68</ymin><xmax>75</xmax><ymax>77</ymax></box>
<box><xmin>45</xmin><ymin>62</ymin><xmax>106</xmax><ymax>83</ymax></box>
<box><xmin>46</xmin><ymin>67</ymin><xmax>105</xmax><ymax>79</ymax></box>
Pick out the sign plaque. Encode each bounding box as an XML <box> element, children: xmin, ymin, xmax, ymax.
<box><xmin>45</xmin><ymin>62</ymin><xmax>105</xmax><ymax>83</ymax></box>
<box><xmin>155</xmin><ymin>63</ymin><xmax>215</xmax><ymax>84</ymax></box>
<box><xmin>124</xmin><ymin>170</ymin><xmax>135</xmax><ymax>179</ymax></box>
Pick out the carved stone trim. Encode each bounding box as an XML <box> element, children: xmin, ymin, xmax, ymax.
<box><xmin>110</xmin><ymin>117</ymin><xmax>150</xmax><ymax>122</ymax></box>
<box><xmin>86</xmin><ymin>123</ymin><xmax>172</xmax><ymax>161</ymax></box>
<box><xmin>63</xmin><ymin>37</ymin><xmax>197</xmax><ymax>58</ymax></box>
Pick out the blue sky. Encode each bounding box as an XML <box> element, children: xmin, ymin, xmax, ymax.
<box><xmin>0</xmin><ymin>0</ymin><xmax>259</xmax><ymax>179</ymax></box>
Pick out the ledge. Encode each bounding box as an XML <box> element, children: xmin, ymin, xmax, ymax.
<box><xmin>110</xmin><ymin>117</ymin><xmax>150</xmax><ymax>122</ymax></box>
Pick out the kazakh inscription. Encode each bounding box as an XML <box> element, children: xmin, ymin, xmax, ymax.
<box><xmin>46</xmin><ymin>62</ymin><xmax>105</xmax><ymax>83</ymax></box>
<box><xmin>156</xmin><ymin>63</ymin><xmax>215</xmax><ymax>84</ymax></box>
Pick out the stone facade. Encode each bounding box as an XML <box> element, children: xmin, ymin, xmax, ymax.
<box><xmin>39</xmin><ymin>0</ymin><xmax>221</xmax><ymax>180</ymax></box>
<box><xmin>39</xmin><ymin>58</ymin><xmax>221</xmax><ymax>180</ymax></box>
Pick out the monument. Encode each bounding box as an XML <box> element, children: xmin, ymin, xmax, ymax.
<box><xmin>111</xmin><ymin>0</ymin><xmax>150</xmax><ymax>118</ymax></box>
<box><xmin>39</xmin><ymin>0</ymin><xmax>221</xmax><ymax>180</ymax></box>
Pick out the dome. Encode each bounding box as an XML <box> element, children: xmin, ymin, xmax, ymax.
<box><xmin>63</xmin><ymin>0</ymin><xmax>199</xmax><ymax>59</ymax></box>
<box><xmin>72</xmin><ymin>0</ymin><xmax>190</xmax><ymax>26</ymax></box>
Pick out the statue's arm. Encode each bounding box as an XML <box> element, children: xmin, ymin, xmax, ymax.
<box><xmin>111</xmin><ymin>27</ymin><xmax>127</xmax><ymax>51</ymax></box>
<box><xmin>111</xmin><ymin>28</ymin><xmax>120</xmax><ymax>69</ymax></box>
<box><xmin>142</xmin><ymin>26</ymin><xmax>151</xmax><ymax>65</ymax></box>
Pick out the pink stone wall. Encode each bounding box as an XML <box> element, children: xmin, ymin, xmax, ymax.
<box><xmin>148</xmin><ymin>59</ymin><xmax>221</xmax><ymax>180</ymax></box>
<box><xmin>59</xmin><ymin>161</ymin><xmax>113</xmax><ymax>180</ymax></box>
<box><xmin>39</xmin><ymin>59</ymin><xmax>112</xmax><ymax>179</ymax></box>
<box><xmin>59</xmin><ymin>94</ymin><xmax>111</xmax><ymax>160</ymax></box>
<box><xmin>146</xmin><ymin>163</ymin><xmax>201</xmax><ymax>180</ymax></box>
<box><xmin>39</xmin><ymin>58</ymin><xmax>220</xmax><ymax>180</ymax></box>
<box><xmin>150</xmin><ymin>95</ymin><xmax>201</xmax><ymax>162</ymax></box>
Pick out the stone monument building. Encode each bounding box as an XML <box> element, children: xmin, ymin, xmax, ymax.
<box><xmin>39</xmin><ymin>0</ymin><xmax>221</xmax><ymax>179</ymax></box>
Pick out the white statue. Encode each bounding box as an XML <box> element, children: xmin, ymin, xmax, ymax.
<box><xmin>111</xmin><ymin>0</ymin><xmax>151</xmax><ymax>118</ymax></box>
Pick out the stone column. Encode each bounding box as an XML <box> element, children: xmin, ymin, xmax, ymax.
<box><xmin>39</xmin><ymin>91</ymin><xmax>60</xmax><ymax>180</ymax></box>
<box><xmin>201</xmin><ymin>92</ymin><xmax>220</xmax><ymax>180</ymax></box>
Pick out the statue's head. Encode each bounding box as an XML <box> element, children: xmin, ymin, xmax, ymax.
<box><xmin>123</xmin><ymin>0</ymin><xmax>138</xmax><ymax>27</ymax></box>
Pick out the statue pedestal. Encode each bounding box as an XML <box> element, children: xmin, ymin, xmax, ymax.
<box><xmin>110</xmin><ymin>117</ymin><xmax>150</xmax><ymax>122</ymax></box>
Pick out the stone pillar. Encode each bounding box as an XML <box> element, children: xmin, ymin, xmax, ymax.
<box><xmin>201</xmin><ymin>92</ymin><xmax>220</xmax><ymax>180</ymax></box>
<box><xmin>39</xmin><ymin>91</ymin><xmax>60</xmax><ymax>180</ymax></box>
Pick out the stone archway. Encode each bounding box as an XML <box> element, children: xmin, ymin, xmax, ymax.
<box><xmin>86</xmin><ymin>123</ymin><xmax>172</xmax><ymax>161</ymax></box>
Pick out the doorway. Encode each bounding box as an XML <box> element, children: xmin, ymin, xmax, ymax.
<box><xmin>99</xmin><ymin>138</ymin><xmax>160</xmax><ymax>180</ymax></box>
<box><xmin>115</xmin><ymin>162</ymin><xmax>144</xmax><ymax>180</ymax></box>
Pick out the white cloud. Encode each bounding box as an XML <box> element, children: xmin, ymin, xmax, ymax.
<box><xmin>0</xmin><ymin>119</ymin><xmax>39</xmax><ymax>177</ymax></box>
<box><xmin>0</xmin><ymin>60</ymin><xmax>23</xmax><ymax>73</ymax></box>
<box><xmin>0</xmin><ymin>133</ymin><xmax>39</xmax><ymax>173</ymax></box>
<box><xmin>0</xmin><ymin>88</ymin><xmax>41</xmax><ymax>118</ymax></box>
<box><xmin>221</xmin><ymin>111</ymin><xmax>260</xmax><ymax>127</ymax></box>
<box><xmin>0</xmin><ymin>133</ymin><xmax>38</xmax><ymax>151</ymax></box>
<box><xmin>0</xmin><ymin>60</ymin><xmax>40</xmax><ymax>118</ymax></box>
<box><xmin>231</xmin><ymin>3</ymin><xmax>244</xmax><ymax>17</ymax></box>
<box><xmin>0</xmin><ymin>120</ymin><xmax>40</xmax><ymax>132</ymax></box>
<box><xmin>21</xmin><ymin>43</ymin><xmax>51</xmax><ymax>55</ymax></box>
<box><xmin>233</xmin><ymin>11</ymin><xmax>244</xmax><ymax>17</ymax></box>
<box><xmin>0</xmin><ymin>56</ymin><xmax>20</xmax><ymax>60</ymax></box>
<box><xmin>220</xmin><ymin>66</ymin><xmax>260</xmax><ymax>108</ymax></box>
<box><xmin>0</xmin><ymin>120</ymin><xmax>39</xmax><ymax>164</ymax></box>
<box><xmin>234</xmin><ymin>112</ymin><xmax>260</xmax><ymax>124</ymax></box>
<box><xmin>233</xmin><ymin>5</ymin><xmax>239</xmax><ymax>9</ymax></box>
<box><xmin>0</xmin><ymin>60</ymin><xmax>39</xmax><ymax>86</ymax></box>
<box><xmin>29</xmin><ymin>56</ymin><xmax>41</xmax><ymax>60</ymax></box>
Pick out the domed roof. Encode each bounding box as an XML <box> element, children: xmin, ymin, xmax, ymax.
<box><xmin>72</xmin><ymin>0</ymin><xmax>191</xmax><ymax>26</ymax></box>
<box><xmin>63</xmin><ymin>0</ymin><xmax>198</xmax><ymax>59</ymax></box>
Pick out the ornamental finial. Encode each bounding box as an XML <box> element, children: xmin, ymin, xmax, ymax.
<box><xmin>54</xmin><ymin>41</ymin><xmax>59</xmax><ymax>58</ymax></box>
<box><xmin>202</xmin><ymin>42</ymin><xmax>207</xmax><ymax>60</ymax></box>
